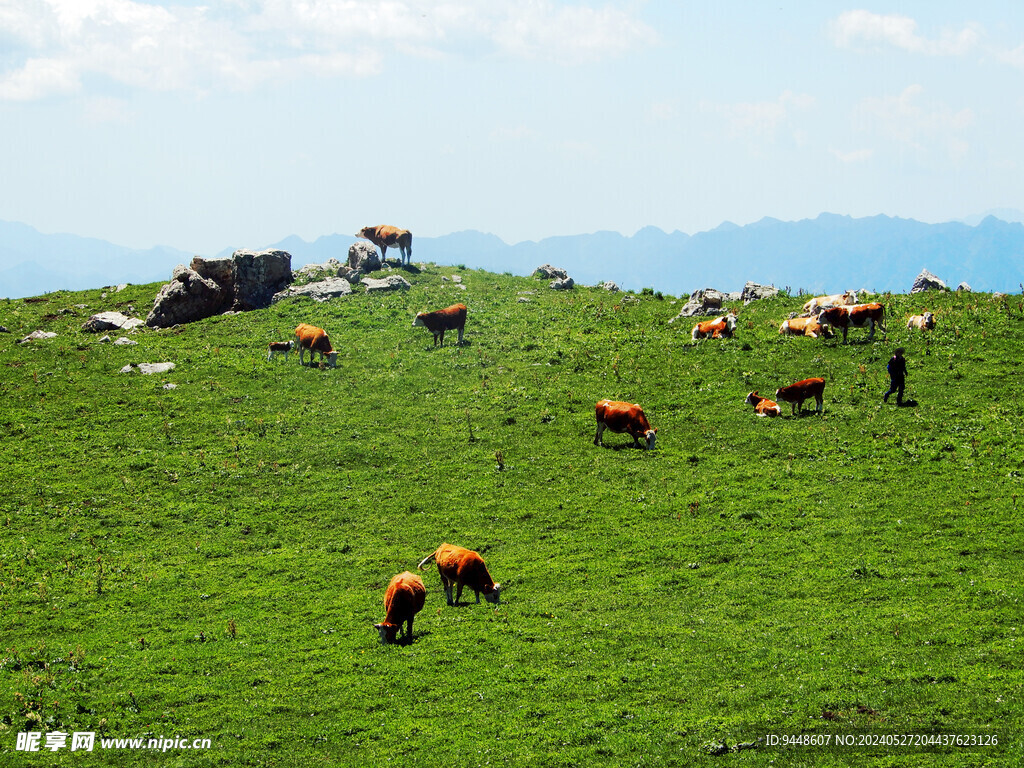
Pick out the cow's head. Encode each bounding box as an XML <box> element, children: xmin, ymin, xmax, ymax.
<box><xmin>374</xmin><ymin>622</ymin><xmax>400</xmax><ymax>645</ymax></box>
<box><xmin>643</xmin><ymin>428</ymin><xmax>657</xmax><ymax>451</ymax></box>
<box><xmin>724</xmin><ymin>313</ymin><xmax>737</xmax><ymax>334</ymax></box>
<box><xmin>355</xmin><ymin>226</ymin><xmax>374</xmax><ymax>240</ymax></box>
<box><xmin>924</xmin><ymin>312</ymin><xmax>935</xmax><ymax>329</ymax></box>
<box><xmin>817</xmin><ymin>306</ymin><xmax>844</xmax><ymax>326</ymax></box>
<box><xmin>484</xmin><ymin>583</ymin><xmax>502</xmax><ymax>604</ymax></box>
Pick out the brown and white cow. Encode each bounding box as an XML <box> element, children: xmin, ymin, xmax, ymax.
<box><xmin>356</xmin><ymin>225</ymin><xmax>413</xmax><ymax>265</ymax></box>
<box><xmin>413</xmin><ymin>303</ymin><xmax>467</xmax><ymax>347</ymax></box>
<box><xmin>267</xmin><ymin>340</ymin><xmax>294</xmax><ymax>361</ymax></box>
<box><xmin>691</xmin><ymin>313</ymin><xmax>737</xmax><ymax>340</ymax></box>
<box><xmin>418</xmin><ymin>543</ymin><xmax>501</xmax><ymax>606</ymax></box>
<box><xmin>775</xmin><ymin>377</ymin><xmax>825</xmax><ymax>416</ymax></box>
<box><xmin>745</xmin><ymin>391</ymin><xmax>781</xmax><ymax>417</ymax></box>
<box><xmin>594</xmin><ymin>399</ymin><xmax>657</xmax><ymax>450</ymax></box>
<box><xmin>816</xmin><ymin>302</ymin><xmax>885</xmax><ymax>343</ymax></box>
<box><xmin>294</xmin><ymin>323</ymin><xmax>337</xmax><ymax>367</ymax></box>
<box><xmin>907</xmin><ymin>312</ymin><xmax>935</xmax><ymax>331</ymax></box>
<box><xmin>374</xmin><ymin>571</ymin><xmax>427</xmax><ymax>645</ymax></box>
<box><xmin>779</xmin><ymin>315</ymin><xmax>833</xmax><ymax>339</ymax></box>
<box><xmin>802</xmin><ymin>290</ymin><xmax>858</xmax><ymax>314</ymax></box>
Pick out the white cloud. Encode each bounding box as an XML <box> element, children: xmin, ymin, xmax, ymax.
<box><xmin>856</xmin><ymin>85</ymin><xmax>974</xmax><ymax>162</ymax></box>
<box><xmin>829</xmin><ymin>147</ymin><xmax>874</xmax><ymax>164</ymax></box>
<box><xmin>702</xmin><ymin>90</ymin><xmax>815</xmax><ymax>143</ymax></box>
<box><xmin>830</xmin><ymin>10</ymin><xmax>980</xmax><ymax>56</ymax></box>
<box><xmin>0</xmin><ymin>0</ymin><xmax>656</xmax><ymax>101</ymax></box>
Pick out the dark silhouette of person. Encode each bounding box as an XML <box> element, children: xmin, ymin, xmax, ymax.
<box><xmin>884</xmin><ymin>348</ymin><xmax>907</xmax><ymax>405</ymax></box>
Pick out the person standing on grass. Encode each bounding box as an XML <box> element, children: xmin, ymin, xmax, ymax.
<box><xmin>884</xmin><ymin>347</ymin><xmax>907</xmax><ymax>405</ymax></box>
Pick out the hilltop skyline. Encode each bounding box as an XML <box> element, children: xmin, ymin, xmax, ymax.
<box><xmin>3</xmin><ymin>2</ymin><xmax>1024</xmax><ymax>254</ymax></box>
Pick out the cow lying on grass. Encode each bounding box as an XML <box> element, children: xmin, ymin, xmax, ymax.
<box><xmin>745</xmin><ymin>391</ymin><xmax>781</xmax><ymax>417</ymax></box>
<box><xmin>294</xmin><ymin>323</ymin><xmax>337</xmax><ymax>367</ymax></box>
<box><xmin>691</xmin><ymin>313</ymin><xmax>737</xmax><ymax>340</ymax></box>
<box><xmin>419</xmin><ymin>543</ymin><xmax>501</xmax><ymax>606</ymax></box>
<box><xmin>413</xmin><ymin>303</ymin><xmax>467</xmax><ymax>347</ymax></box>
<box><xmin>374</xmin><ymin>571</ymin><xmax>426</xmax><ymax>645</ymax></box>
<box><xmin>802</xmin><ymin>290</ymin><xmax>858</xmax><ymax>314</ymax></box>
<box><xmin>779</xmin><ymin>315</ymin><xmax>833</xmax><ymax>339</ymax></box>
<box><xmin>907</xmin><ymin>312</ymin><xmax>935</xmax><ymax>330</ymax></box>
<box><xmin>775</xmin><ymin>377</ymin><xmax>825</xmax><ymax>416</ymax></box>
<box><xmin>594</xmin><ymin>399</ymin><xmax>657</xmax><ymax>450</ymax></box>
<box><xmin>356</xmin><ymin>225</ymin><xmax>413</xmax><ymax>265</ymax></box>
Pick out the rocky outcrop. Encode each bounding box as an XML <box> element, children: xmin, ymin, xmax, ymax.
<box><xmin>599</xmin><ymin>281</ymin><xmax>620</xmax><ymax>292</ymax></box>
<box><xmin>535</xmin><ymin>264</ymin><xmax>569</xmax><ymax>280</ymax></box>
<box><xmin>146</xmin><ymin>250</ymin><xmax>292</xmax><ymax>328</ymax></box>
<box><xmin>348</xmin><ymin>242</ymin><xmax>383</xmax><ymax>274</ymax></box>
<box><xmin>911</xmin><ymin>269</ymin><xmax>947</xmax><ymax>293</ymax></box>
<box><xmin>550</xmin><ymin>277</ymin><xmax>575</xmax><ymax>290</ymax></box>
<box><xmin>668</xmin><ymin>288</ymin><xmax>730</xmax><ymax>323</ymax></box>
<box><xmin>120</xmin><ymin>362</ymin><xmax>175</xmax><ymax>375</ymax></box>
<box><xmin>363</xmin><ymin>275</ymin><xmax>411</xmax><ymax>292</ymax></box>
<box><xmin>82</xmin><ymin>311</ymin><xmax>144</xmax><ymax>332</ymax></box>
<box><xmin>740</xmin><ymin>281</ymin><xmax>778</xmax><ymax>303</ymax></box>
<box><xmin>957</xmin><ymin>282</ymin><xmax>972</xmax><ymax>292</ymax></box>
<box><xmin>231</xmin><ymin>250</ymin><xmax>292</xmax><ymax>310</ymax></box>
<box><xmin>18</xmin><ymin>330</ymin><xmax>57</xmax><ymax>343</ymax></box>
<box><xmin>273</xmin><ymin>277</ymin><xmax>354</xmax><ymax>303</ymax></box>
<box><xmin>146</xmin><ymin>266</ymin><xmax>226</xmax><ymax>328</ymax></box>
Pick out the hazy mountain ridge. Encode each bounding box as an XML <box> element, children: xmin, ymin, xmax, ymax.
<box><xmin>3</xmin><ymin>213</ymin><xmax>1024</xmax><ymax>299</ymax></box>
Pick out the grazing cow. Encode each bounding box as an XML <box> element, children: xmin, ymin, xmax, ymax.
<box><xmin>775</xmin><ymin>377</ymin><xmax>826</xmax><ymax>416</ymax></box>
<box><xmin>413</xmin><ymin>303</ymin><xmax>467</xmax><ymax>347</ymax></box>
<box><xmin>745</xmin><ymin>391</ymin><xmax>781</xmax><ymax>417</ymax></box>
<box><xmin>374</xmin><ymin>571</ymin><xmax>427</xmax><ymax>645</ymax></box>
<box><xmin>907</xmin><ymin>312</ymin><xmax>935</xmax><ymax>331</ymax></box>
<box><xmin>418</xmin><ymin>543</ymin><xmax>501</xmax><ymax>606</ymax></box>
<box><xmin>816</xmin><ymin>302</ymin><xmax>886</xmax><ymax>343</ymax></box>
<box><xmin>266</xmin><ymin>340</ymin><xmax>294</xmax><ymax>361</ymax></box>
<box><xmin>802</xmin><ymin>290</ymin><xmax>858</xmax><ymax>314</ymax></box>
<box><xmin>356</xmin><ymin>225</ymin><xmax>413</xmax><ymax>265</ymax></box>
<box><xmin>294</xmin><ymin>323</ymin><xmax>337</xmax><ymax>367</ymax></box>
<box><xmin>779</xmin><ymin>316</ymin><xmax>833</xmax><ymax>339</ymax></box>
<box><xmin>594</xmin><ymin>399</ymin><xmax>657</xmax><ymax>450</ymax></box>
<box><xmin>691</xmin><ymin>313</ymin><xmax>737</xmax><ymax>340</ymax></box>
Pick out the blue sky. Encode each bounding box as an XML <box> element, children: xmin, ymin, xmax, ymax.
<box><xmin>2</xmin><ymin>1</ymin><xmax>1023</xmax><ymax>254</ymax></box>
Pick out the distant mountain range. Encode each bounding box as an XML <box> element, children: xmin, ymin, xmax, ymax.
<box><xmin>3</xmin><ymin>212</ymin><xmax>1024</xmax><ymax>300</ymax></box>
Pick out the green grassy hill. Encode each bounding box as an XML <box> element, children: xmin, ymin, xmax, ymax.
<box><xmin>1</xmin><ymin>267</ymin><xmax>1020</xmax><ymax>766</ymax></box>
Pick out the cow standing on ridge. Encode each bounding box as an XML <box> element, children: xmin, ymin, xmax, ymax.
<box><xmin>356</xmin><ymin>225</ymin><xmax>413</xmax><ymax>265</ymax></box>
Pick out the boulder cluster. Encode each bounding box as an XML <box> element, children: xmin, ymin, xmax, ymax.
<box><xmin>146</xmin><ymin>250</ymin><xmax>292</xmax><ymax>328</ymax></box>
<box><xmin>668</xmin><ymin>282</ymin><xmax>778</xmax><ymax>323</ymax></box>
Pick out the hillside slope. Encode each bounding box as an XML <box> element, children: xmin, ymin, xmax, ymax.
<box><xmin>0</xmin><ymin>270</ymin><xmax>1020</xmax><ymax>766</ymax></box>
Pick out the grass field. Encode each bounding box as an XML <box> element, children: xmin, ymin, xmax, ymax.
<box><xmin>1</xmin><ymin>265</ymin><xmax>1021</xmax><ymax>766</ymax></box>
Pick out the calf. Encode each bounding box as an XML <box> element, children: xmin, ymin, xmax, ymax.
<box><xmin>802</xmin><ymin>290</ymin><xmax>858</xmax><ymax>314</ymax></box>
<box><xmin>419</xmin><ymin>543</ymin><xmax>501</xmax><ymax>606</ymax></box>
<box><xmin>294</xmin><ymin>323</ymin><xmax>337</xmax><ymax>367</ymax></box>
<box><xmin>816</xmin><ymin>302</ymin><xmax>885</xmax><ymax>343</ymax></box>
<box><xmin>266</xmin><ymin>340</ymin><xmax>294</xmax><ymax>361</ymax></box>
<box><xmin>907</xmin><ymin>312</ymin><xmax>935</xmax><ymax>331</ymax></box>
<box><xmin>413</xmin><ymin>303</ymin><xmax>467</xmax><ymax>347</ymax></box>
<box><xmin>691</xmin><ymin>313</ymin><xmax>737</xmax><ymax>340</ymax></box>
<box><xmin>779</xmin><ymin>315</ymin><xmax>833</xmax><ymax>339</ymax></box>
<box><xmin>594</xmin><ymin>399</ymin><xmax>657</xmax><ymax>450</ymax></box>
<box><xmin>356</xmin><ymin>224</ymin><xmax>413</xmax><ymax>265</ymax></box>
<box><xmin>745</xmin><ymin>391</ymin><xmax>781</xmax><ymax>417</ymax></box>
<box><xmin>775</xmin><ymin>377</ymin><xmax>825</xmax><ymax>416</ymax></box>
<box><xmin>374</xmin><ymin>571</ymin><xmax>427</xmax><ymax>645</ymax></box>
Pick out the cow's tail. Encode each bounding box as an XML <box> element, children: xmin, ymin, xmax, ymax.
<box><xmin>417</xmin><ymin>551</ymin><xmax>437</xmax><ymax>570</ymax></box>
